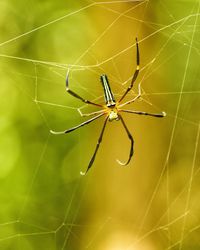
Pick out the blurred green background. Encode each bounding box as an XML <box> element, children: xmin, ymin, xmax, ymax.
<box><xmin>0</xmin><ymin>0</ymin><xmax>200</xmax><ymax>249</ymax></box>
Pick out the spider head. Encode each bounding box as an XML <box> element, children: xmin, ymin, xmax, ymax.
<box><xmin>108</xmin><ymin>108</ymin><xmax>119</xmax><ymax>122</ymax></box>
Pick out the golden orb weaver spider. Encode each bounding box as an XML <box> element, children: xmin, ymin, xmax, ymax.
<box><xmin>50</xmin><ymin>38</ymin><xmax>166</xmax><ymax>175</ymax></box>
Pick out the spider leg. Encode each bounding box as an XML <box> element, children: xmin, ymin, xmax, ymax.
<box><xmin>118</xmin><ymin>83</ymin><xmax>142</xmax><ymax>108</ymax></box>
<box><xmin>50</xmin><ymin>113</ymin><xmax>105</xmax><ymax>135</ymax></box>
<box><xmin>118</xmin><ymin>38</ymin><xmax>140</xmax><ymax>104</ymax></box>
<box><xmin>80</xmin><ymin>117</ymin><xmax>108</xmax><ymax>175</ymax></box>
<box><xmin>119</xmin><ymin>109</ymin><xmax>166</xmax><ymax>118</ymax></box>
<box><xmin>116</xmin><ymin>114</ymin><xmax>134</xmax><ymax>166</ymax></box>
<box><xmin>66</xmin><ymin>69</ymin><xmax>103</xmax><ymax>108</ymax></box>
<box><xmin>78</xmin><ymin>109</ymin><xmax>105</xmax><ymax>117</ymax></box>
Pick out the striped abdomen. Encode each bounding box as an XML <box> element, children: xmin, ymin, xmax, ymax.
<box><xmin>100</xmin><ymin>74</ymin><xmax>116</xmax><ymax>107</ymax></box>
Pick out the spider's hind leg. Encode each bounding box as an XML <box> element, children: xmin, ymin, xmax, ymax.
<box><xmin>65</xmin><ymin>70</ymin><xmax>103</xmax><ymax>108</ymax></box>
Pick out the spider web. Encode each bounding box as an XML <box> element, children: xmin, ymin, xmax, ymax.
<box><xmin>0</xmin><ymin>0</ymin><xmax>200</xmax><ymax>249</ymax></box>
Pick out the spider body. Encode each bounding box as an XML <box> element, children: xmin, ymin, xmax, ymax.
<box><xmin>50</xmin><ymin>38</ymin><xmax>166</xmax><ymax>175</ymax></box>
<box><xmin>108</xmin><ymin>108</ymin><xmax>119</xmax><ymax>121</ymax></box>
<box><xmin>100</xmin><ymin>74</ymin><xmax>120</xmax><ymax>121</ymax></box>
<box><xmin>100</xmin><ymin>74</ymin><xmax>116</xmax><ymax>107</ymax></box>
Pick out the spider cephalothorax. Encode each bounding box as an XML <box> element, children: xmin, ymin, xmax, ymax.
<box><xmin>50</xmin><ymin>38</ymin><xmax>166</xmax><ymax>175</ymax></box>
<box><xmin>107</xmin><ymin>108</ymin><xmax>119</xmax><ymax>121</ymax></box>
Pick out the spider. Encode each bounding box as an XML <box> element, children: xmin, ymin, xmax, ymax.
<box><xmin>50</xmin><ymin>38</ymin><xmax>166</xmax><ymax>175</ymax></box>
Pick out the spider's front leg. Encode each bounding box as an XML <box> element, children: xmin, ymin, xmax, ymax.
<box><xmin>80</xmin><ymin>116</ymin><xmax>109</xmax><ymax>175</ymax></box>
<box><xmin>50</xmin><ymin>113</ymin><xmax>104</xmax><ymax>134</ymax></box>
<box><xmin>116</xmin><ymin>114</ymin><xmax>134</xmax><ymax>166</ymax></box>
<box><xmin>50</xmin><ymin>112</ymin><xmax>106</xmax><ymax>175</ymax></box>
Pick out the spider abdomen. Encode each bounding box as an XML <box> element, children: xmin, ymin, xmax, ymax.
<box><xmin>100</xmin><ymin>74</ymin><xmax>116</xmax><ymax>107</ymax></box>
